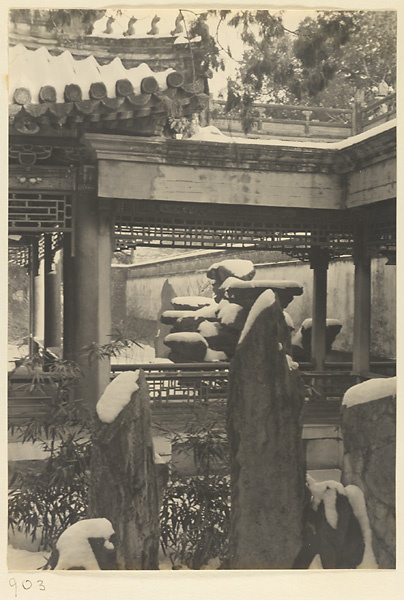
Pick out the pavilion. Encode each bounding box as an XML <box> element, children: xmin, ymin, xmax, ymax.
<box><xmin>8</xmin><ymin>10</ymin><xmax>396</xmax><ymax>410</ymax></box>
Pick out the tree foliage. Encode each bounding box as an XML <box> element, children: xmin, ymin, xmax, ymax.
<box><xmin>191</xmin><ymin>9</ymin><xmax>396</xmax><ymax>118</ymax></box>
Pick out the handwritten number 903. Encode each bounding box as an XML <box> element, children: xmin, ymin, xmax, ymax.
<box><xmin>9</xmin><ymin>579</ymin><xmax>45</xmax><ymax>597</ymax></box>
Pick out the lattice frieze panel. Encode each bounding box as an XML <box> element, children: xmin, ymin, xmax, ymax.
<box><xmin>114</xmin><ymin>200</ymin><xmax>356</xmax><ymax>256</ymax></box>
<box><xmin>366</xmin><ymin>201</ymin><xmax>396</xmax><ymax>256</ymax></box>
<box><xmin>9</xmin><ymin>191</ymin><xmax>72</xmax><ymax>232</ymax></box>
<box><xmin>8</xmin><ymin>244</ymin><xmax>31</xmax><ymax>267</ymax></box>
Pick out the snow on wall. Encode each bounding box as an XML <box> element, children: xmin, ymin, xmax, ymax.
<box><xmin>342</xmin><ymin>376</ymin><xmax>396</xmax><ymax>409</ymax></box>
<box><xmin>96</xmin><ymin>371</ymin><xmax>140</xmax><ymax>424</ymax></box>
<box><xmin>55</xmin><ymin>518</ymin><xmax>115</xmax><ymax>570</ymax></box>
<box><xmin>238</xmin><ymin>289</ymin><xmax>276</xmax><ymax>346</ymax></box>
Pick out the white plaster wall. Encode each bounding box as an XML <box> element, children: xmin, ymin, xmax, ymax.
<box><xmin>123</xmin><ymin>256</ymin><xmax>396</xmax><ymax>359</ymax></box>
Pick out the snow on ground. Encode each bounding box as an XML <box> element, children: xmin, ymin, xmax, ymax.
<box><xmin>7</xmin><ymin>547</ymin><xmax>50</xmax><ymax>571</ymax></box>
<box><xmin>171</xmin><ymin>296</ymin><xmax>214</xmax><ymax>310</ymax></box>
<box><xmin>110</xmin><ymin>343</ymin><xmax>155</xmax><ymax>364</ymax></box>
<box><xmin>238</xmin><ymin>290</ymin><xmax>276</xmax><ymax>345</ymax></box>
<box><xmin>55</xmin><ymin>518</ymin><xmax>115</xmax><ymax>570</ymax></box>
<box><xmin>342</xmin><ymin>376</ymin><xmax>396</xmax><ymax>409</ymax></box>
<box><xmin>96</xmin><ymin>371</ymin><xmax>140</xmax><ymax>423</ymax></box>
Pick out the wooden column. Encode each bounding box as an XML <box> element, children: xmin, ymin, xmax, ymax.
<box><xmin>73</xmin><ymin>166</ymin><xmax>114</xmax><ymax>411</ymax></box>
<box><xmin>352</xmin><ymin>225</ymin><xmax>371</xmax><ymax>375</ymax></box>
<box><xmin>310</xmin><ymin>247</ymin><xmax>329</xmax><ymax>371</ymax></box>
<box><xmin>44</xmin><ymin>234</ymin><xmax>61</xmax><ymax>349</ymax></box>
<box><xmin>62</xmin><ymin>233</ymin><xmax>75</xmax><ymax>360</ymax></box>
<box><xmin>30</xmin><ymin>238</ymin><xmax>42</xmax><ymax>352</ymax></box>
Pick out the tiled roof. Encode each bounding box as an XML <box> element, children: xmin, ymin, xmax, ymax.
<box><xmin>9</xmin><ymin>45</ymin><xmax>208</xmax><ymax>136</ymax></box>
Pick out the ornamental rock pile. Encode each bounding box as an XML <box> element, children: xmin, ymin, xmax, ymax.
<box><xmin>160</xmin><ymin>259</ymin><xmax>303</xmax><ymax>363</ymax></box>
<box><xmin>341</xmin><ymin>377</ymin><xmax>396</xmax><ymax>568</ymax></box>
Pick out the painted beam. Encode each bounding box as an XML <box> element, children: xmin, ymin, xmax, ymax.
<box><xmin>98</xmin><ymin>160</ymin><xmax>343</xmax><ymax>210</ymax></box>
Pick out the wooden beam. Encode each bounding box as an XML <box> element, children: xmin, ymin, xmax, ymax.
<box><xmin>73</xmin><ymin>167</ymin><xmax>114</xmax><ymax>410</ymax></box>
<box><xmin>352</xmin><ymin>225</ymin><xmax>371</xmax><ymax>375</ymax></box>
<box><xmin>310</xmin><ymin>248</ymin><xmax>329</xmax><ymax>371</ymax></box>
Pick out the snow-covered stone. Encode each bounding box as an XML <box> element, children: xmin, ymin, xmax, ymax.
<box><xmin>299</xmin><ymin>476</ymin><xmax>376</xmax><ymax>569</ymax></box>
<box><xmin>207</xmin><ymin>259</ymin><xmax>256</xmax><ymax>284</ymax></box>
<box><xmin>198</xmin><ymin>320</ymin><xmax>221</xmax><ymax>338</ymax></box>
<box><xmin>341</xmin><ymin>381</ymin><xmax>396</xmax><ymax>568</ymax></box>
<box><xmin>204</xmin><ymin>348</ymin><xmax>228</xmax><ymax>362</ymax></box>
<box><xmin>194</xmin><ymin>302</ymin><xmax>220</xmax><ymax>321</ymax></box>
<box><xmin>238</xmin><ymin>290</ymin><xmax>276</xmax><ymax>345</ymax></box>
<box><xmin>342</xmin><ymin>376</ymin><xmax>396</xmax><ymax>408</ymax></box>
<box><xmin>227</xmin><ymin>289</ymin><xmax>306</xmax><ymax>568</ymax></box>
<box><xmin>217</xmin><ymin>299</ymin><xmax>246</xmax><ymax>329</ymax></box>
<box><xmin>96</xmin><ymin>371</ymin><xmax>139</xmax><ymax>424</ymax></box>
<box><xmin>171</xmin><ymin>296</ymin><xmax>214</xmax><ymax>311</ymax></box>
<box><xmin>222</xmin><ymin>278</ymin><xmax>303</xmax><ymax>309</ymax></box>
<box><xmin>55</xmin><ymin>518</ymin><xmax>115</xmax><ymax>570</ymax></box>
<box><xmin>164</xmin><ymin>331</ymin><xmax>208</xmax><ymax>362</ymax></box>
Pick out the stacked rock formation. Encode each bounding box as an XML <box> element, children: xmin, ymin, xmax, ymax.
<box><xmin>161</xmin><ymin>259</ymin><xmax>303</xmax><ymax>363</ymax></box>
<box><xmin>341</xmin><ymin>377</ymin><xmax>396</xmax><ymax>568</ymax></box>
<box><xmin>292</xmin><ymin>318</ymin><xmax>343</xmax><ymax>362</ymax></box>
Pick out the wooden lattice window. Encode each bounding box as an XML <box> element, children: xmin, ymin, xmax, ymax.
<box><xmin>9</xmin><ymin>191</ymin><xmax>72</xmax><ymax>233</ymax></box>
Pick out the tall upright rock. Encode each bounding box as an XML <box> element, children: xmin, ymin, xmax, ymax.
<box><xmin>227</xmin><ymin>290</ymin><xmax>306</xmax><ymax>569</ymax></box>
<box><xmin>89</xmin><ymin>370</ymin><xmax>164</xmax><ymax>569</ymax></box>
<box><xmin>341</xmin><ymin>377</ymin><xmax>396</xmax><ymax>568</ymax></box>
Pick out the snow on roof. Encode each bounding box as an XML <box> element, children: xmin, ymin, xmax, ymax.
<box><xmin>217</xmin><ymin>299</ymin><xmax>244</xmax><ymax>326</ymax></box>
<box><xmin>188</xmin><ymin>119</ymin><xmax>396</xmax><ymax>149</ymax></box>
<box><xmin>238</xmin><ymin>289</ymin><xmax>276</xmax><ymax>345</ymax></box>
<box><xmin>56</xmin><ymin>518</ymin><xmax>115</xmax><ymax>570</ymax></box>
<box><xmin>171</xmin><ymin>296</ymin><xmax>215</xmax><ymax>310</ymax></box>
<box><xmin>342</xmin><ymin>376</ymin><xmax>396</xmax><ymax>409</ymax></box>
<box><xmin>165</xmin><ymin>332</ymin><xmax>208</xmax><ymax>345</ymax></box>
<box><xmin>301</xmin><ymin>318</ymin><xmax>342</xmax><ymax>330</ymax></box>
<box><xmin>9</xmin><ymin>45</ymin><xmax>174</xmax><ymax>104</ymax></box>
<box><xmin>96</xmin><ymin>370</ymin><xmax>140</xmax><ymax>424</ymax></box>
<box><xmin>198</xmin><ymin>320</ymin><xmax>221</xmax><ymax>338</ymax></box>
<box><xmin>205</xmin><ymin>348</ymin><xmax>228</xmax><ymax>362</ymax></box>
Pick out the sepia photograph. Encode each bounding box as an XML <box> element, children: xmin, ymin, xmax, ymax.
<box><xmin>4</xmin><ymin>1</ymin><xmax>398</xmax><ymax>593</ymax></box>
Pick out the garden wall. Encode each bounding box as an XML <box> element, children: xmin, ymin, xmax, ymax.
<box><xmin>112</xmin><ymin>251</ymin><xmax>396</xmax><ymax>359</ymax></box>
